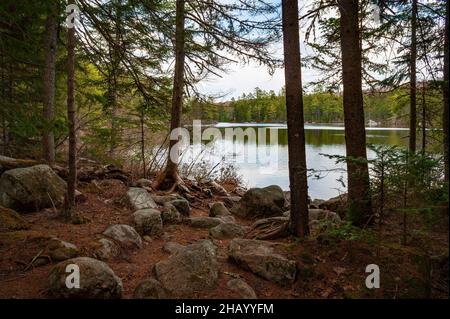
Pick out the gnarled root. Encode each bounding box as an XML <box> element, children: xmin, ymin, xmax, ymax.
<box><xmin>151</xmin><ymin>167</ymin><xmax>186</xmax><ymax>195</ymax></box>
<box><xmin>245</xmin><ymin>217</ymin><xmax>290</xmax><ymax>240</ymax></box>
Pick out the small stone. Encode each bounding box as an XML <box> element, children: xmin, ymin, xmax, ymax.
<box><xmin>103</xmin><ymin>224</ymin><xmax>142</xmax><ymax>249</ymax></box>
<box><xmin>227</xmin><ymin>278</ymin><xmax>257</xmax><ymax>299</ymax></box>
<box><xmin>133</xmin><ymin>278</ymin><xmax>168</xmax><ymax>299</ymax></box>
<box><xmin>126</xmin><ymin>187</ymin><xmax>157</xmax><ymax>210</ymax></box>
<box><xmin>94</xmin><ymin>238</ymin><xmax>121</xmax><ymax>260</ymax></box>
<box><xmin>168</xmin><ymin>199</ymin><xmax>190</xmax><ymax>217</ymax></box>
<box><xmin>209</xmin><ymin>202</ymin><xmax>231</xmax><ymax>217</ymax></box>
<box><xmin>132</xmin><ymin>208</ymin><xmax>163</xmax><ymax>237</ymax></box>
<box><xmin>134</xmin><ymin>178</ymin><xmax>152</xmax><ymax>188</ymax></box>
<box><xmin>209</xmin><ymin>223</ymin><xmax>245</xmax><ymax>239</ymax></box>
<box><xmin>46</xmin><ymin>238</ymin><xmax>79</xmax><ymax>262</ymax></box>
<box><xmin>188</xmin><ymin>216</ymin><xmax>224</xmax><ymax>229</ymax></box>
<box><xmin>161</xmin><ymin>203</ymin><xmax>182</xmax><ymax>224</ymax></box>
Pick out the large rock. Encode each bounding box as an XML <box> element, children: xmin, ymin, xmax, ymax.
<box><xmin>0</xmin><ymin>164</ymin><xmax>66</xmax><ymax>211</ymax></box>
<box><xmin>227</xmin><ymin>278</ymin><xmax>257</xmax><ymax>299</ymax></box>
<box><xmin>0</xmin><ymin>206</ymin><xmax>30</xmax><ymax>232</ymax></box>
<box><xmin>188</xmin><ymin>216</ymin><xmax>224</xmax><ymax>229</ymax></box>
<box><xmin>232</xmin><ymin>185</ymin><xmax>285</xmax><ymax>219</ymax></box>
<box><xmin>209</xmin><ymin>202</ymin><xmax>231</xmax><ymax>217</ymax></box>
<box><xmin>228</xmin><ymin>239</ymin><xmax>296</xmax><ymax>286</ymax></box>
<box><xmin>48</xmin><ymin>257</ymin><xmax>122</xmax><ymax>298</ymax></box>
<box><xmin>318</xmin><ymin>194</ymin><xmax>348</xmax><ymax>217</ymax></box>
<box><xmin>162</xmin><ymin>242</ymin><xmax>185</xmax><ymax>255</ymax></box>
<box><xmin>161</xmin><ymin>203</ymin><xmax>182</xmax><ymax>224</ymax></box>
<box><xmin>94</xmin><ymin>238</ymin><xmax>121</xmax><ymax>260</ymax></box>
<box><xmin>168</xmin><ymin>199</ymin><xmax>190</xmax><ymax>217</ymax></box>
<box><xmin>155</xmin><ymin>240</ymin><xmax>218</xmax><ymax>296</ymax></box>
<box><xmin>103</xmin><ymin>224</ymin><xmax>142</xmax><ymax>249</ymax></box>
<box><xmin>133</xmin><ymin>278</ymin><xmax>168</xmax><ymax>299</ymax></box>
<box><xmin>151</xmin><ymin>194</ymin><xmax>182</xmax><ymax>205</ymax></box>
<box><xmin>126</xmin><ymin>187</ymin><xmax>157</xmax><ymax>210</ymax></box>
<box><xmin>209</xmin><ymin>223</ymin><xmax>245</xmax><ymax>239</ymax></box>
<box><xmin>133</xmin><ymin>208</ymin><xmax>163</xmax><ymax>236</ymax></box>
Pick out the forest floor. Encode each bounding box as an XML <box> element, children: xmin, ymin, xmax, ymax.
<box><xmin>0</xmin><ymin>177</ymin><xmax>448</xmax><ymax>299</ymax></box>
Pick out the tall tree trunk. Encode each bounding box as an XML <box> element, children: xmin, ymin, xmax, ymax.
<box><xmin>140</xmin><ymin>108</ymin><xmax>146</xmax><ymax>178</ymax></box>
<box><xmin>65</xmin><ymin>1</ymin><xmax>77</xmax><ymax>216</ymax></box>
<box><xmin>338</xmin><ymin>0</ymin><xmax>372</xmax><ymax>226</ymax></box>
<box><xmin>409</xmin><ymin>0</ymin><xmax>417</xmax><ymax>153</ymax></box>
<box><xmin>42</xmin><ymin>11</ymin><xmax>58</xmax><ymax>164</ymax></box>
<box><xmin>153</xmin><ymin>0</ymin><xmax>185</xmax><ymax>190</ymax></box>
<box><xmin>421</xmin><ymin>82</ymin><xmax>426</xmax><ymax>154</ymax></box>
<box><xmin>444</xmin><ymin>0</ymin><xmax>449</xmax><ymax>183</ymax></box>
<box><xmin>281</xmin><ymin>0</ymin><xmax>309</xmax><ymax>237</ymax></box>
<box><xmin>108</xmin><ymin>0</ymin><xmax>123</xmax><ymax>158</ymax></box>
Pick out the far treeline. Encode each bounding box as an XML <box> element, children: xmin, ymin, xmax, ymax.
<box><xmin>0</xmin><ymin>0</ymin><xmax>448</xmax><ymax>238</ymax></box>
<box><xmin>186</xmin><ymin>84</ymin><xmax>444</xmax><ymax>127</ymax></box>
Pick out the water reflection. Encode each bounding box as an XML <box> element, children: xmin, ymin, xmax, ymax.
<box><xmin>183</xmin><ymin>123</ymin><xmax>409</xmax><ymax>200</ymax></box>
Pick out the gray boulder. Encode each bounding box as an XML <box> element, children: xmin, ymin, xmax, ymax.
<box><xmin>155</xmin><ymin>240</ymin><xmax>218</xmax><ymax>296</ymax></box>
<box><xmin>133</xmin><ymin>278</ymin><xmax>168</xmax><ymax>299</ymax></box>
<box><xmin>133</xmin><ymin>208</ymin><xmax>163</xmax><ymax>237</ymax></box>
<box><xmin>168</xmin><ymin>198</ymin><xmax>190</xmax><ymax>217</ymax></box>
<box><xmin>232</xmin><ymin>185</ymin><xmax>285</xmax><ymax>219</ymax></box>
<box><xmin>94</xmin><ymin>238</ymin><xmax>121</xmax><ymax>260</ymax></box>
<box><xmin>48</xmin><ymin>257</ymin><xmax>122</xmax><ymax>298</ymax></box>
<box><xmin>223</xmin><ymin>196</ymin><xmax>241</xmax><ymax>209</ymax></box>
<box><xmin>209</xmin><ymin>223</ymin><xmax>245</xmax><ymax>239</ymax></box>
<box><xmin>0</xmin><ymin>164</ymin><xmax>66</xmax><ymax>211</ymax></box>
<box><xmin>228</xmin><ymin>239</ymin><xmax>296</xmax><ymax>286</ymax></box>
<box><xmin>151</xmin><ymin>194</ymin><xmax>182</xmax><ymax>205</ymax></box>
<box><xmin>318</xmin><ymin>194</ymin><xmax>348</xmax><ymax>216</ymax></box>
<box><xmin>103</xmin><ymin>224</ymin><xmax>142</xmax><ymax>249</ymax></box>
<box><xmin>126</xmin><ymin>187</ymin><xmax>157</xmax><ymax>210</ymax></box>
<box><xmin>188</xmin><ymin>216</ymin><xmax>224</xmax><ymax>229</ymax></box>
<box><xmin>227</xmin><ymin>278</ymin><xmax>257</xmax><ymax>299</ymax></box>
<box><xmin>161</xmin><ymin>203</ymin><xmax>182</xmax><ymax>224</ymax></box>
<box><xmin>209</xmin><ymin>202</ymin><xmax>231</xmax><ymax>217</ymax></box>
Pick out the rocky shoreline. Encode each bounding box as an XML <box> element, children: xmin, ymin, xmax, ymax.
<box><xmin>0</xmin><ymin>162</ymin><xmax>347</xmax><ymax>299</ymax></box>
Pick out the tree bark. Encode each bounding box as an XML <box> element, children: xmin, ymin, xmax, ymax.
<box><xmin>421</xmin><ymin>82</ymin><xmax>426</xmax><ymax>154</ymax></box>
<box><xmin>409</xmin><ymin>0</ymin><xmax>417</xmax><ymax>153</ymax></box>
<box><xmin>42</xmin><ymin>11</ymin><xmax>58</xmax><ymax>164</ymax></box>
<box><xmin>66</xmin><ymin>1</ymin><xmax>77</xmax><ymax>214</ymax></box>
<box><xmin>444</xmin><ymin>0</ymin><xmax>449</xmax><ymax>183</ymax></box>
<box><xmin>140</xmin><ymin>108</ymin><xmax>146</xmax><ymax>178</ymax></box>
<box><xmin>338</xmin><ymin>0</ymin><xmax>372</xmax><ymax>226</ymax></box>
<box><xmin>153</xmin><ymin>0</ymin><xmax>186</xmax><ymax>190</ymax></box>
<box><xmin>281</xmin><ymin>0</ymin><xmax>309</xmax><ymax>237</ymax></box>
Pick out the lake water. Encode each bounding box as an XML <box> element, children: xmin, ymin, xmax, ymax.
<box><xmin>181</xmin><ymin>122</ymin><xmax>409</xmax><ymax>200</ymax></box>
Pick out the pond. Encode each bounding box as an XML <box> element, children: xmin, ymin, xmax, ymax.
<box><xmin>179</xmin><ymin>122</ymin><xmax>409</xmax><ymax>200</ymax></box>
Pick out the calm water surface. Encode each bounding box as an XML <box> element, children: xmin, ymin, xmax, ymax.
<box><xmin>183</xmin><ymin>123</ymin><xmax>409</xmax><ymax>200</ymax></box>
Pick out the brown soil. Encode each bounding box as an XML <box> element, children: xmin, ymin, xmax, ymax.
<box><xmin>0</xmin><ymin>179</ymin><xmax>448</xmax><ymax>299</ymax></box>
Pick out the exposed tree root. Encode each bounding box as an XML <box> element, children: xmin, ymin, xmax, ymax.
<box><xmin>151</xmin><ymin>167</ymin><xmax>187</xmax><ymax>195</ymax></box>
<box><xmin>245</xmin><ymin>217</ymin><xmax>290</xmax><ymax>240</ymax></box>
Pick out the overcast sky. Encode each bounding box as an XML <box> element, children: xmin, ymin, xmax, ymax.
<box><xmin>195</xmin><ymin>0</ymin><xmax>324</xmax><ymax>101</ymax></box>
